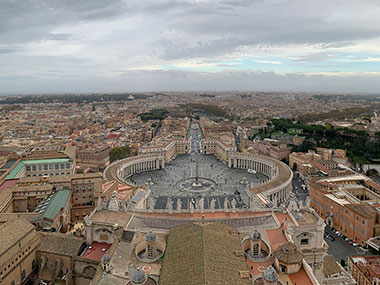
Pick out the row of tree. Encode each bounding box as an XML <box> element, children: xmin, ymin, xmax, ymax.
<box><xmin>139</xmin><ymin>109</ymin><xmax>169</xmax><ymax>122</ymax></box>
<box><xmin>269</xmin><ymin>119</ymin><xmax>380</xmax><ymax>165</ymax></box>
<box><xmin>109</xmin><ymin>145</ymin><xmax>131</xmax><ymax>162</ymax></box>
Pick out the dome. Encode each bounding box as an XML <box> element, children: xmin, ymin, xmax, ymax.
<box><xmin>274</xmin><ymin>242</ymin><xmax>304</xmax><ymax>264</ymax></box>
<box><xmin>262</xmin><ymin>266</ymin><xmax>278</xmax><ymax>282</ymax></box>
<box><xmin>249</xmin><ymin>230</ymin><xmax>261</xmax><ymax>241</ymax></box>
<box><xmin>131</xmin><ymin>268</ymin><xmax>147</xmax><ymax>284</ymax></box>
<box><xmin>101</xmin><ymin>253</ymin><xmax>111</xmax><ymax>264</ymax></box>
<box><xmin>145</xmin><ymin>230</ymin><xmax>157</xmax><ymax>242</ymax></box>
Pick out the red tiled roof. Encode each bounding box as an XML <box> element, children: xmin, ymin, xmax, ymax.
<box><xmin>0</xmin><ymin>179</ymin><xmax>18</xmax><ymax>193</ymax></box>
<box><xmin>82</xmin><ymin>242</ymin><xmax>111</xmax><ymax>261</ymax></box>
<box><xmin>266</xmin><ymin>228</ymin><xmax>289</xmax><ymax>251</ymax></box>
<box><xmin>289</xmin><ymin>267</ymin><xmax>313</xmax><ymax>285</ymax></box>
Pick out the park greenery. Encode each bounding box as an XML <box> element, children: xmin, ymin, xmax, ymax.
<box><xmin>0</xmin><ymin>104</ymin><xmax>23</xmax><ymax>112</ymax></box>
<box><xmin>183</xmin><ymin>103</ymin><xmax>227</xmax><ymax>118</ymax></box>
<box><xmin>298</xmin><ymin>106</ymin><xmax>375</xmax><ymax>123</ymax></box>
<box><xmin>139</xmin><ymin>109</ymin><xmax>169</xmax><ymax>122</ymax></box>
<box><xmin>259</xmin><ymin>118</ymin><xmax>380</xmax><ymax>165</ymax></box>
<box><xmin>109</xmin><ymin>144</ymin><xmax>131</xmax><ymax>162</ymax></box>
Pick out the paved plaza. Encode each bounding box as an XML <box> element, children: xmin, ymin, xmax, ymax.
<box><xmin>128</xmin><ymin>154</ymin><xmax>269</xmax><ymax>210</ymax></box>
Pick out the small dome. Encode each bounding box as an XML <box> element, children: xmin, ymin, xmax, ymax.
<box><xmin>249</xmin><ymin>230</ymin><xmax>261</xmax><ymax>241</ymax></box>
<box><xmin>101</xmin><ymin>253</ymin><xmax>111</xmax><ymax>264</ymax></box>
<box><xmin>262</xmin><ymin>266</ymin><xmax>278</xmax><ymax>282</ymax></box>
<box><xmin>131</xmin><ymin>268</ymin><xmax>147</xmax><ymax>284</ymax></box>
<box><xmin>145</xmin><ymin>231</ymin><xmax>157</xmax><ymax>242</ymax></box>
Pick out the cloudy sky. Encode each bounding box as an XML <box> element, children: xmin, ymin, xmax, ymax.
<box><xmin>1</xmin><ymin>0</ymin><xmax>380</xmax><ymax>94</ymax></box>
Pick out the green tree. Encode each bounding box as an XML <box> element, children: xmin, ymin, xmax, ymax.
<box><xmin>340</xmin><ymin>259</ymin><xmax>346</xmax><ymax>267</ymax></box>
<box><xmin>109</xmin><ymin>144</ymin><xmax>131</xmax><ymax>162</ymax></box>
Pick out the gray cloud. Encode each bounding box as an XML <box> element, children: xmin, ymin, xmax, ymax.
<box><xmin>1</xmin><ymin>69</ymin><xmax>380</xmax><ymax>94</ymax></box>
<box><xmin>0</xmin><ymin>0</ymin><xmax>380</xmax><ymax>93</ymax></box>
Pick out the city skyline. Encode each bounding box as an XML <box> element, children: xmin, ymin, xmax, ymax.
<box><xmin>1</xmin><ymin>0</ymin><xmax>380</xmax><ymax>93</ymax></box>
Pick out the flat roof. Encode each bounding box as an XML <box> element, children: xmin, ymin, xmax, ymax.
<box><xmin>23</xmin><ymin>158</ymin><xmax>69</xmax><ymax>165</ymax></box>
<box><xmin>319</xmin><ymin>174</ymin><xmax>368</xmax><ymax>183</ymax></box>
<box><xmin>5</xmin><ymin>158</ymin><xmax>70</xmax><ymax>180</ymax></box>
<box><xmin>81</xmin><ymin>241</ymin><xmax>111</xmax><ymax>261</ymax></box>
<box><xmin>325</xmin><ymin>193</ymin><xmax>351</xmax><ymax>206</ymax></box>
<box><xmin>292</xmin><ymin>210</ymin><xmax>318</xmax><ymax>226</ymax></box>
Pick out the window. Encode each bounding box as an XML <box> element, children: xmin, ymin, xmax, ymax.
<box><xmin>21</xmin><ymin>270</ymin><xmax>26</xmax><ymax>280</ymax></box>
<box><xmin>26</xmin><ymin>166</ymin><xmax>31</xmax><ymax>171</ymax></box>
<box><xmin>280</xmin><ymin>265</ymin><xmax>287</xmax><ymax>273</ymax></box>
<box><xmin>66</xmin><ymin>163</ymin><xmax>70</xmax><ymax>169</ymax></box>
<box><xmin>44</xmin><ymin>164</ymin><xmax>48</xmax><ymax>170</ymax></box>
<box><xmin>88</xmin><ymin>185</ymin><xmax>92</xmax><ymax>190</ymax></box>
<box><xmin>301</xmin><ymin>238</ymin><xmax>309</xmax><ymax>245</ymax></box>
<box><xmin>32</xmin><ymin>165</ymin><xmax>37</xmax><ymax>171</ymax></box>
<box><xmin>60</xmin><ymin>163</ymin><xmax>65</xmax><ymax>169</ymax></box>
<box><xmin>49</xmin><ymin>164</ymin><xmax>54</xmax><ymax>170</ymax></box>
<box><xmin>55</xmin><ymin>164</ymin><xmax>59</xmax><ymax>170</ymax></box>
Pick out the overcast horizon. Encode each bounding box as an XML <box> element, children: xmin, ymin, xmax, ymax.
<box><xmin>1</xmin><ymin>0</ymin><xmax>380</xmax><ymax>94</ymax></box>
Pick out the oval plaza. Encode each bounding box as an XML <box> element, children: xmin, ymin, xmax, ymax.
<box><xmin>105</xmin><ymin>122</ymin><xmax>293</xmax><ymax>211</ymax></box>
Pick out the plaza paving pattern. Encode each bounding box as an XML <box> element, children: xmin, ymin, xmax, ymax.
<box><xmin>128</xmin><ymin>154</ymin><xmax>269</xmax><ymax>210</ymax></box>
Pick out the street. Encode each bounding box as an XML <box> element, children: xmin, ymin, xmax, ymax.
<box><xmin>292</xmin><ymin>174</ymin><xmax>308</xmax><ymax>202</ymax></box>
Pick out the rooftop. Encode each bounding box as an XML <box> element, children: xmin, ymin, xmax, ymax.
<box><xmin>323</xmin><ymin>254</ymin><xmax>343</xmax><ymax>277</ymax></box>
<box><xmin>33</xmin><ymin>189</ymin><xmax>71</xmax><ymax>226</ymax></box>
<box><xmin>160</xmin><ymin>222</ymin><xmax>250</xmax><ymax>285</ymax></box>
<box><xmin>0</xmin><ymin>218</ymin><xmax>35</xmax><ymax>257</ymax></box>
<box><xmin>81</xmin><ymin>241</ymin><xmax>112</xmax><ymax>261</ymax></box>
<box><xmin>292</xmin><ymin>210</ymin><xmax>318</xmax><ymax>226</ymax></box>
<box><xmin>38</xmin><ymin>232</ymin><xmax>85</xmax><ymax>256</ymax></box>
<box><xmin>345</xmin><ymin>203</ymin><xmax>377</xmax><ymax>219</ymax></box>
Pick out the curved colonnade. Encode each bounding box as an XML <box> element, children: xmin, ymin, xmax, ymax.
<box><xmin>228</xmin><ymin>153</ymin><xmax>293</xmax><ymax>204</ymax></box>
<box><xmin>104</xmin><ymin>151</ymin><xmax>293</xmax><ymax>207</ymax></box>
<box><xmin>103</xmin><ymin>154</ymin><xmax>165</xmax><ymax>185</ymax></box>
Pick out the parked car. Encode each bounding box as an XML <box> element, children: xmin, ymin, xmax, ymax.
<box><xmin>349</xmin><ymin>241</ymin><xmax>354</xmax><ymax>245</ymax></box>
<box><xmin>345</xmin><ymin>237</ymin><xmax>350</xmax><ymax>242</ymax></box>
<box><xmin>353</xmin><ymin>243</ymin><xmax>359</xmax><ymax>247</ymax></box>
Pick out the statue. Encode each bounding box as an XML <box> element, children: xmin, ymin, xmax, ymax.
<box><xmin>199</xmin><ymin>197</ymin><xmax>204</xmax><ymax>212</ymax></box>
<box><xmin>97</xmin><ymin>196</ymin><xmax>102</xmax><ymax>210</ymax></box>
<box><xmin>177</xmin><ymin>199</ymin><xmax>182</xmax><ymax>212</ymax></box>
<box><xmin>210</xmin><ymin>198</ymin><xmax>216</xmax><ymax>213</ymax></box>
<box><xmin>167</xmin><ymin>198</ymin><xmax>173</xmax><ymax>213</ymax></box>
<box><xmin>231</xmin><ymin>199</ymin><xmax>237</xmax><ymax>211</ymax></box>
<box><xmin>108</xmin><ymin>191</ymin><xmax>120</xmax><ymax>212</ymax></box>
<box><xmin>190</xmin><ymin>200</ymin><xmax>195</xmax><ymax>213</ymax></box>
<box><xmin>304</xmin><ymin>196</ymin><xmax>311</xmax><ymax>209</ymax></box>
<box><xmin>224</xmin><ymin>198</ymin><xmax>229</xmax><ymax>210</ymax></box>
